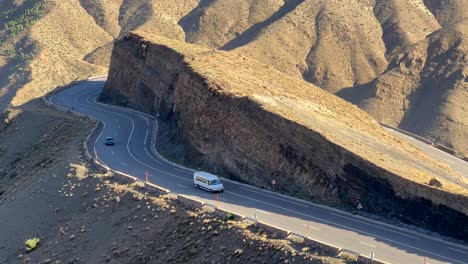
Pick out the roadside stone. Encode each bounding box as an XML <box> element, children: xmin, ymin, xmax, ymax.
<box><xmin>429</xmin><ymin>178</ymin><xmax>442</xmax><ymax>188</ymax></box>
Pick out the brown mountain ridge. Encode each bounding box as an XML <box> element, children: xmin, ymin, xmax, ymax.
<box><xmin>0</xmin><ymin>0</ymin><xmax>467</xmax><ymax>152</ymax></box>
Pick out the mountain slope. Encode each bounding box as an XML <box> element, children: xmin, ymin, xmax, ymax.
<box><xmin>0</xmin><ymin>0</ymin><xmax>466</xmax><ymax>153</ymax></box>
<box><xmin>423</xmin><ymin>0</ymin><xmax>468</xmax><ymax>26</ymax></box>
<box><xmin>339</xmin><ymin>19</ymin><xmax>468</xmax><ymax>154</ymax></box>
<box><xmin>102</xmin><ymin>33</ymin><xmax>468</xmax><ymax>239</ymax></box>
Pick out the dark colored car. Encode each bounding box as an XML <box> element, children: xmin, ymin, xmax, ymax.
<box><xmin>105</xmin><ymin>137</ymin><xmax>115</xmax><ymax>146</ymax></box>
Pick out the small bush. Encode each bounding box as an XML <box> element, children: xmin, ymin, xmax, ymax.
<box><xmin>25</xmin><ymin>237</ymin><xmax>40</xmax><ymax>252</ymax></box>
<box><xmin>225</xmin><ymin>212</ymin><xmax>235</xmax><ymax>221</ymax></box>
<box><xmin>340</xmin><ymin>253</ymin><xmax>358</xmax><ymax>264</ymax></box>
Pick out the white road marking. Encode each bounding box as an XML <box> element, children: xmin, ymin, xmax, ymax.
<box><xmin>225</xmin><ymin>191</ymin><xmax>464</xmax><ymax>264</ymax></box>
<box><xmin>330</xmin><ymin>213</ymin><xmax>421</xmax><ymax>240</ymax></box>
<box><xmin>443</xmin><ymin>158</ymin><xmax>454</xmax><ymax>164</ymax></box>
<box><xmin>111</xmin><ymin>151</ymin><xmax>115</xmax><ymax>155</ymax></box>
<box><xmin>141</xmin><ymin>114</ymin><xmax>149</xmax><ymax>126</ymax></box>
<box><xmin>94</xmin><ymin>120</ymin><xmax>106</xmax><ymax>145</ymax></box>
<box><xmin>144</xmin><ymin>147</ymin><xmax>162</xmax><ymax>164</ymax></box>
<box><xmin>144</xmin><ymin>128</ymin><xmax>149</xmax><ymax>144</ymax></box>
<box><xmin>449</xmin><ymin>247</ymin><xmax>468</xmax><ymax>255</ymax></box>
<box><xmin>240</xmin><ymin>187</ymin><xmax>308</xmax><ymax>208</ymax></box>
<box><xmin>89</xmin><ymin>97</ymin><xmax>164</xmax><ymax>168</ymax></box>
<box><xmin>121</xmin><ymin>162</ymin><xmax>128</xmax><ymax>167</ymax></box>
<box><xmin>173</xmin><ymin>167</ymin><xmax>191</xmax><ymax>173</ymax></box>
<box><xmin>303</xmin><ymin>224</ymin><xmax>320</xmax><ymax>230</ymax></box>
<box><xmin>360</xmin><ymin>242</ymin><xmax>376</xmax><ymax>248</ymax></box>
<box><xmin>257</xmin><ymin>209</ymin><xmax>271</xmax><ymax>215</ymax></box>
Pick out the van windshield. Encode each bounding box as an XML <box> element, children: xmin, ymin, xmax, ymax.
<box><xmin>210</xmin><ymin>179</ymin><xmax>221</xmax><ymax>185</ymax></box>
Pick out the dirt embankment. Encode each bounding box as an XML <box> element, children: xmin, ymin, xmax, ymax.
<box><xmin>0</xmin><ymin>99</ymin><xmax>344</xmax><ymax>263</ymax></box>
<box><xmin>101</xmin><ymin>33</ymin><xmax>468</xmax><ymax>241</ymax></box>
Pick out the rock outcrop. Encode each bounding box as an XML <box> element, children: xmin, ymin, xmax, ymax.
<box><xmin>101</xmin><ymin>32</ymin><xmax>468</xmax><ymax>240</ymax></box>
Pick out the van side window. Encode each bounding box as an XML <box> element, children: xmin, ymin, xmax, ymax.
<box><xmin>196</xmin><ymin>176</ymin><xmax>208</xmax><ymax>184</ymax></box>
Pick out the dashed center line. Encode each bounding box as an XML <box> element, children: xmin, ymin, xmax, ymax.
<box><xmin>173</xmin><ymin>167</ymin><xmax>191</xmax><ymax>173</ymax></box>
<box><xmin>121</xmin><ymin>162</ymin><xmax>128</xmax><ymax>167</ymax></box>
<box><xmin>360</xmin><ymin>242</ymin><xmax>377</xmax><ymax>248</ymax></box>
<box><xmin>303</xmin><ymin>224</ymin><xmax>320</xmax><ymax>230</ymax></box>
<box><xmin>240</xmin><ymin>187</ymin><xmax>308</xmax><ymax>208</ymax></box>
<box><xmin>330</xmin><ymin>213</ymin><xmax>420</xmax><ymax>240</ymax></box>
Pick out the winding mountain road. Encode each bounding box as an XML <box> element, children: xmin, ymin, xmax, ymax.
<box><xmin>48</xmin><ymin>77</ymin><xmax>468</xmax><ymax>264</ymax></box>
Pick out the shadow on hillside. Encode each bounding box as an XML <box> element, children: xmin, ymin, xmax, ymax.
<box><xmin>0</xmin><ymin>59</ymin><xmax>31</xmax><ymax>114</ymax></box>
<box><xmin>178</xmin><ymin>0</ymin><xmax>217</xmax><ymax>43</ymax></box>
<box><xmin>221</xmin><ymin>0</ymin><xmax>305</xmax><ymax>50</ymax></box>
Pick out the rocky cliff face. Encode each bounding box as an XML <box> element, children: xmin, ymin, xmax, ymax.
<box><xmin>102</xmin><ymin>33</ymin><xmax>468</xmax><ymax>240</ymax></box>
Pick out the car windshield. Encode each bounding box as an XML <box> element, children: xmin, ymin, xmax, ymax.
<box><xmin>210</xmin><ymin>179</ymin><xmax>221</xmax><ymax>185</ymax></box>
<box><xmin>106</xmin><ymin>137</ymin><xmax>113</xmax><ymax>141</ymax></box>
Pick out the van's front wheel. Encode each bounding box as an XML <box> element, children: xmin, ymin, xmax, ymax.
<box><xmin>194</xmin><ymin>184</ymin><xmax>200</xmax><ymax>189</ymax></box>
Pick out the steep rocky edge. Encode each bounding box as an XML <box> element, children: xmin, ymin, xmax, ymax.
<box><xmin>101</xmin><ymin>33</ymin><xmax>468</xmax><ymax>240</ymax></box>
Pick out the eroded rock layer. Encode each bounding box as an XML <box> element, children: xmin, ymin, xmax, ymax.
<box><xmin>102</xmin><ymin>33</ymin><xmax>468</xmax><ymax>240</ymax></box>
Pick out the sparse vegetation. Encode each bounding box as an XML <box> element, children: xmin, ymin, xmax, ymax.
<box><xmin>0</xmin><ymin>1</ymin><xmax>48</xmax><ymax>46</ymax></box>
<box><xmin>340</xmin><ymin>253</ymin><xmax>358</xmax><ymax>264</ymax></box>
<box><xmin>225</xmin><ymin>212</ymin><xmax>235</xmax><ymax>221</ymax></box>
<box><xmin>2</xmin><ymin>46</ymin><xmax>36</xmax><ymax>62</ymax></box>
<box><xmin>25</xmin><ymin>237</ymin><xmax>40</xmax><ymax>252</ymax></box>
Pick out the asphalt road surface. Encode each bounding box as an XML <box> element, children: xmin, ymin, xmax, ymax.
<box><xmin>49</xmin><ymin>77</ymin><xmax>468</xmax><ymax>264</ymax></box>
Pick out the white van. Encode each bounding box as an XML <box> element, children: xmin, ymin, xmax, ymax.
<box><xmin>193</xmin><ymin>171</ymin><xmax>224</xmax><ymax>192</ymax></box>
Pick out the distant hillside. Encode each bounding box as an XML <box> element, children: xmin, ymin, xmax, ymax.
<box><xmin>0</xmin><ymin>0</ymin><xmax>466</xmax><ymax>153</ymax></box>
<box><xmin>339</xmin><ymin>19</ymin><xmax>468</xmax><ymax>155</ymax></box>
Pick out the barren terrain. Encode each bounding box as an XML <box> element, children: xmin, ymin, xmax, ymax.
<box><xmin>0</xmin><ymin>100</ymin><xmax>344</xmax><ymax>264</ymax></box>
<box><xmin>102</xmin><ymin>33</ymin><xmax>468</xmax><ymax>239</ymax></box>
<box><xmin>0</xmin><ymin>0</ymin><xmax>467</xmax><ymax>152</ymax></box>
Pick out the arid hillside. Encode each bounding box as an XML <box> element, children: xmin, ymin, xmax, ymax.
<box><xmin>0</xmin><ymin>100</ymin><xmax>339</xmax><ymax>263</ymax></box>
<box><xmin>0</xmin><ymin>0</ymin><xmax>467</xmax><ymax>151</ymax></box>
<box><xmin>339</xmin><ymin>19</ymin><xmax>468</xmax><ymax>156</ymax></box>
<box><xmin>102</xmin><ymin>33</ymin><xmax>468</xmax><ymax>239</ymax></box>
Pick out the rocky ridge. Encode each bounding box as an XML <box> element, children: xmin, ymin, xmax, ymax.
<box><xmin>101</xmin><ymin>32</ymin><xmax>468</xmax><ymax>240</ymax></box>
